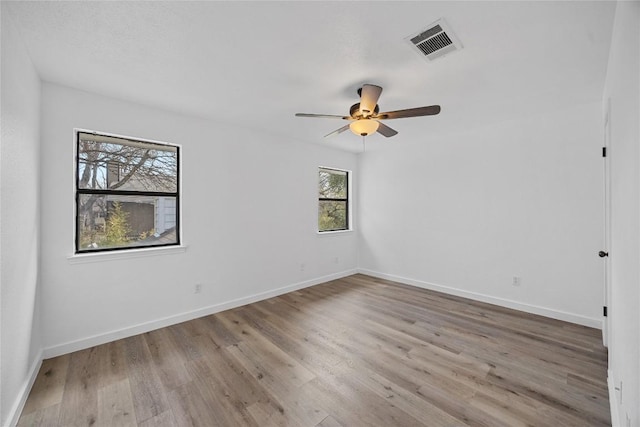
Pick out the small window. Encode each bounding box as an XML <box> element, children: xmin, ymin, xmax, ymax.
<box><xmin>318</xmin><ymin>167</ymin><xmax>350</xmax><ymax>232</ymax></box>
<box><xmin>75</xmin><ymin>131</ymin><xmax>180</xmax><ymax>253</ymax></box>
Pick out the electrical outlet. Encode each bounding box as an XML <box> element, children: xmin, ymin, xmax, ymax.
<box><xmin>512</xmin><ymin>276</ymin><xmax>521</xmax><ymax>287</ymax></box>
<box><xmin>300</xmin><ymin>263</ymin><xmax>305</xmax><ymax>272</ymax></box>
<box><xmin>334</xmin><ymin>257</ymin><xmax>340</xmax><ymax>264</ymax></box>
<box><xmin>194</xmin><ymin>284</ymin><xmax>202</xmax><ymax>294</ymax></box>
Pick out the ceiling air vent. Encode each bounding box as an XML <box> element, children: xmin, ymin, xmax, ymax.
<box><xmin>405</xmin><ymin>18</ymin><xmax>463</xmax><ymax>62</ymax></box>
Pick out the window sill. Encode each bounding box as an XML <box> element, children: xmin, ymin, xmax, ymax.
<box><xmin>317</xmin><ymin>229</ymin><xmax>354</xmax><ymax>236</ymax></box>
<box><xmin>67</xmin><ymin>245</ymin><xmax>187</xmax><ymax>264</ymax></box>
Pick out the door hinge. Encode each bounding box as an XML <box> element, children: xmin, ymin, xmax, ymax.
<box><xmin>603</xmin><ymin>306</ymin><xmax>608</xmax><ymax>317</ymax></box>
<box><xmin>602</xmin><ymin>147</ymin><xmax>607</xmax><ymax>157</ymax></box>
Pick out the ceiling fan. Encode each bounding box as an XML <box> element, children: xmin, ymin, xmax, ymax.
<box><xmin>295</xmin><ymin>84</ymin><xmax>441</xmax><ymax>138</ymax></box>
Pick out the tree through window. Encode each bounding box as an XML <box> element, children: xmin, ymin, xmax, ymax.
<box><xmin>318</xmin><ymin>167</ymin><xmax>349</xmax><ymax>232</ymax></box>
<box><xmin>75</xmin><ymin>131</ymin><xmax>180</xmax><ymax>253</ymax></box>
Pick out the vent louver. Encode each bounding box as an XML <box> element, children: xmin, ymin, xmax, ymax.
<box><xmin>406</xmin><ymin>19</ymin><xmax>462</xmax><ymax>62</ymax></box>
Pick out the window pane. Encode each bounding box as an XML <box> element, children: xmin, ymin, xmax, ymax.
<box><xmin>78</xmin><ymin>133</ymin><xmax>178</xmax><ymax>192</ymax></box>
<box><xmin>319</xmin><ymin>168</ymin><xmax>347</xmax><ymax>199</ymax></box>
<box><xmin>318</xmin><ymin>200</ymin><xmax>347</xmax><ymax>231</ymax></box>
<box><xmin>77</xmin><ymin>194</ymin><xmax>178</xmax><ymax>251</ymax></box>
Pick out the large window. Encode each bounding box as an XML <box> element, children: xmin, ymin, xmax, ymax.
<box><xmin>75</xmin><ymin>131</ymin><xmax>180</xmax><ymax>253</ymax></box>
<box><xmin>318</xmin><ymin>167</ymin><xmax>350</xmax><ymax>232</ymax></box>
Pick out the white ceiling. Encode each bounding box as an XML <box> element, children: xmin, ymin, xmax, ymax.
<box><xmin>5</xmin><ymin>1</ymin><xmax>616</xmax><ymax>152</ymax></box>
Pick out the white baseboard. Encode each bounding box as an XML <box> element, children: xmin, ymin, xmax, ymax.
<box><xmin>42</xmin><ymin>269</ymin><xmax>357</xmax><ymax>359</ymax></box>
<box><xmin>358</xmin><ymin>269</ymin><xmax>602</xmax><ymax>329</ymax></box>
<box><xmin>608</xmin><ymin>370</ymin><xmax>621</xmax><ymax>427</ymax></box>
<box><xmin>5</xmin><ymin>349</ymin><xmax>43</xmax><ymax>427</ymax></box>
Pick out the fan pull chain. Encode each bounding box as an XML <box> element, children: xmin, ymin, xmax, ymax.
<box><xmin>362</xmin><ymin>135</ymin><xmax>366</xmax><ymax>153</ymax></box>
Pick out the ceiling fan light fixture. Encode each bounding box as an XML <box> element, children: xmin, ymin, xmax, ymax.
<box><xmin>349</xmin><ymin>119</ymin><xmax>379</xmax><ymax>136</ymax></box>
<box><xmin>295</xmin><ymin>83</ymin><xmax>440</xmax><ymax>139</ymax></box>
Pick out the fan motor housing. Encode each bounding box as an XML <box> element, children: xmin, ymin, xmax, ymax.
<box><xmin>350</xmin><ymin>103</ymin><xmax>380</xmax><ymax>118</ymax></box>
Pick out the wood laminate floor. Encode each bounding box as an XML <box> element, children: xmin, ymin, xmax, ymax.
<box><xmin>18</xmin><ymin>274</ymin><xmax>610</xmax><ymax>426</ymax></box>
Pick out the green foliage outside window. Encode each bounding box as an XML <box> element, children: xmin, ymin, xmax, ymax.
<box><xmin>318</xmin><ymin>168</ymin><xmax>349</xmax><ymax>232</ymax></box>
<box><xmin>104</xmin><ymin>201</ymin><xmax>131</xmax><ymax>246</ymax></box>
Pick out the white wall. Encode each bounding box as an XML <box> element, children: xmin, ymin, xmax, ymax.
<box><xmin>358</xmin><ymin>102</ymin><xmax>604</xmax><ymax>327</ymax></box>
<box><xmin>0</xmin><ymin>8</ymin><xmax>43</xmax><ymax>427</ymax></box>
<box><xmin>39</xmin><ymin>83</ymin><xmax>358</xmax><ymax>355</ymax></box>
<box><xmin>603</xmin><ymin>1</ymin><xmax>640</xmax><ymax>425</ymax></box>
<box><xmin>4</xmin><ymin>4</ymin><xmax>632</xmax><ymax>425</ymax></box>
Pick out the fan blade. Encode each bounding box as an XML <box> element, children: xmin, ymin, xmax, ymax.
<box><xmin>359</xmin><ymin>84</ymin><xmax>383</xmax><ymax>117</ymax></box>
<box><xmin>295</xmin><ymin>113</ymin><xmax>350</xmax><ymax>119</ymax></box>
<box><xmin>324</xmin><ymin>124</ymin><xmax>351</xmax><ymax>138</ymax></box>
<box><xmin>375</xmin><ymin>105</ymin><xmax>441</xmax><ymax>120</ymax></box>
<box><xmin>376</xmin><ymin>122</ymin><xmax>398</xmax><ymax>138</ymax></box>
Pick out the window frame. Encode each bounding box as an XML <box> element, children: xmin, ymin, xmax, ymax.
<box><xmin>317</xmin><ymin>166</ymin><xmax>351</xmax><ymax>233</ymax></box>
<box><xmin>74</xmin><ymin>129</ymin><xmax>181</xmax><ymax>254</ymax></box>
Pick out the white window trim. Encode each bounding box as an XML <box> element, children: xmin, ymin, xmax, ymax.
<box><xmin>68</xmin><ymin>244</ymin><xmax>188</xmax><ymax>264</ymax></box>
<box><xmin>316</xmin><ymin>229</ymin><xmax>354</xmax><ymax>236</ymax></box>
<box><xmin>317</xmin><ymin>166</ymin><xmax>353</xmax><ymax>234</ymax></box>
<box><xmin>72</xmin><ymin>128</ymin><xmax>184</xmax><ymax>258</ymax></box>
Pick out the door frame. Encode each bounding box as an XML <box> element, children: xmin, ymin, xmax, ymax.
<box><xmin>602</xmin><ymin>99</ymin><xmax>612</xmax><ymax>347</ymax></box>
